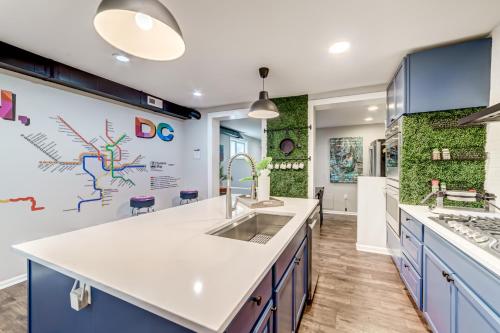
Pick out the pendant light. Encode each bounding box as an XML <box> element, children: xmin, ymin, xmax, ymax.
<box><xmin>94</xmin><ymin>0</ymin><xmax>185</xmax><ymax>61</ymax></box>
<box><xmin>248</xmin><ymin>67</ymin><xmax>280</xmax><ymax>119</ymax></box>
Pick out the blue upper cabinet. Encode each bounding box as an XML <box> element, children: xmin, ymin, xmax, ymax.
<box><xmin>408</xmin><ymin>38</ymin><xmax>491</xmax><ymax>114</ymax></box>
<box><xmin>387</xmin><ymin>38</ymin><xmax>491</xmax><ymax>125</ymax></box>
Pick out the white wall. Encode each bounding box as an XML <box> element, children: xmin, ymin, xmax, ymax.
<box><xmin>181</xmin><ymin>111</ymin><xmax>209</xmax><ymax>200</ymax></box>
<box><xmin>315</xmin><ymin>123</ymin><xmax>385</xmax><ymax>212</ymax></box>
<box><xmin>486</xmin><ymin>24</ymin><xmax>500</xmax><ymax>201</ymax></box>
<box><xmin>0</xmin><ymin>71</ymin><xmax>187</xmax><ymax>285</ymax></box>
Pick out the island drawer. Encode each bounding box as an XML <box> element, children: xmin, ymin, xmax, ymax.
<box><xmin>226</xmin><ymin>270</ymin><xmax>273</xmax><ymax>333</ymax></box>
<box><xmin>401</xmin><ymin>209</ymin><xmax>423</xmax><ymax>241</ymax></box>
<box><xmin>273</xmin><ymin>223</ymin><xmax>307</xmax><ymax>287</ymax></box>
<box><xmin>401</xmin><ymin>254</ymin><xmax>422</xmax><ymax>309</ymax></box>
<box><xmin>401</xmin><ymin>225</ymin><xmax>423</xmax><ymax>274</ymax></box>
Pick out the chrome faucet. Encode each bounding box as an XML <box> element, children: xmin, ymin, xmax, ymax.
<box><xmin>226</xmin><ymin>153</ymin><xmax>257</xmax><ymax>219</ymax></box>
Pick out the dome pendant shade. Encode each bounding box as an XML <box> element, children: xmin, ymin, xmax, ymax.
<box><xmin>249</xmin><ymin>91</ymin><xmax>279</xmax><ymax>119</ymax></box>
<box><xmin>94</xmin><ymin>0</ymin><xmax>185</xmax><ymax>61</ymax></box>
<box><xmin>248</xmin><ymin>67</ymin><xmax>280</xmax><ymax>119</ymax></box>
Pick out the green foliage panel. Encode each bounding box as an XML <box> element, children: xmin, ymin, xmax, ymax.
<box><xmin>400</xmin><ymin>109</ymin><xmax>486</xmax><ymax>207</ymax></box>
<box><xmin>267</xmin><ymin>95</ymin><xmax>308</xmax><ymax>198</ymax></box>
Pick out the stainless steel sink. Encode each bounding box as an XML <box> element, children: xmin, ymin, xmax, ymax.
<box><xmin>209</xmin><ymin>213</ymin><xmax>293</xmax><ymax>244</ymax></box>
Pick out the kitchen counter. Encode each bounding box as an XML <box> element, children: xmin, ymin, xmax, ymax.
<box><xmin>13</xmin><ymin>196</ymin><xmax>318</xmax><ymax>333</ymax></box>
<box><xmin>400</xmin><ymin>204</ymin><xmax>500</xmax><ymax>277</ymax></box>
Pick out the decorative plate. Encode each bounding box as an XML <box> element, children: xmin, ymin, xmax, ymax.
<box><xmin>280</xmin><ymin>138</ymin><xmax>295</xmax><ymax>156</ymax></box>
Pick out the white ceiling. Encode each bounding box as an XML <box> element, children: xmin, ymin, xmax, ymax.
<box><xmin>220</xmin><ymin>118</ymin><xmax>262</xmax><ymax>140</ymax></box>
<box><xmin>0</xmin><ymin>1</ymin><xmax>499</xmax><ymax>109</ymax></box>
<box><xmin>316</xmin><ymin>98</ymin><xmax>386</xmax><ymax>128</ymax></box>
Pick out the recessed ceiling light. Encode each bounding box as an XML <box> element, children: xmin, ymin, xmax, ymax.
<box><xmin>364</xmin><ymin>117</ymin><xmax>374</xmax><ymax>122</ymax></box>
<box><xmin>193</xmin><ymin>90</ymin><xmax>203</xmax><ymax>97</ymax></box>
<box><xmin>113</xmin><ymin>53</ymin><xmax>130</xmax><ymax>63</ymax></box>
<box><xmin>367</xmin><ymin>105</ymin><xmax>379</xmax><ymax>112</ymax></box>
<box><xmin>329</xmin><ymin>41</ymin><xmax>351</xmax><ymax>54</ymax></box>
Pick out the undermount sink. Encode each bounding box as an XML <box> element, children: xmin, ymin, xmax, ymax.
<box><xmin>209</xmin><ymin>213</ymin><xmax>294</xmax><ymax>244</ymax></box>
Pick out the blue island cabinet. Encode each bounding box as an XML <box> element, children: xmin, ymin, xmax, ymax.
<box><xmin>28</xmin><ymin>261</ymin><xmax>193</xmax><ymax>333</ymax></box>
<box><xmin>274</xmin><ymin>238</ymin><xmax>308</xmax><ymax>333</ymax></box>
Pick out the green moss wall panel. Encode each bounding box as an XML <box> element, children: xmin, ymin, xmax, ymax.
<box><xmin>400</xmin><ymin>108</ymin><xmax>486</xmax><ymax>207</ymax></box>
<box><xmin>267</xmin><ymin>95</ymin><xmax>308</xmax><ymax>198</ymax></box>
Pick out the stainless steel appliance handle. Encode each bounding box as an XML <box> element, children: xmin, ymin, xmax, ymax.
<box><xmin>309</xmin><ymin>218</ymin><xmax>319</xmax><ymax>229</ymax></box>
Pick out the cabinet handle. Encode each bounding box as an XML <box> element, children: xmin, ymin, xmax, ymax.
<box><xmin>251</xmin><ymin>296</ymin><xmax>262</xmax><ymax>306</ymax></box>
<box><xmin>405</xmin><ymin>235</ymin><xmax>410</xmax><ymax>239</ymax></box>
<box><xmin>446</xmin><ymin>276</ymin><xmax>454</xmax><ymax>283</ymax></box>
<box><xmin>271</xmin><ymin>306</ymin><xmax>277</xmax><ymax>312</ymax></box>
<box><xmin>295</xmin><ymin>257</ymin><xmax>301</xmax><ymax>264</ymax></box>
<box><xmin>404</xmin><ymin>264</ymin><xmax>409</xmax><ymax>268</ymax></box>
<box><xmin>442</xmin><ymin>271</ymin><xmax>449</xmax><ymax>278</ymax></box>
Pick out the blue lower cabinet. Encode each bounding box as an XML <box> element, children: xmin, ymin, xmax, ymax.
<box><xmin>251</xmin><ymin>301</ymin><xmax>274</xmax><ymax>333</ymax></box>
<box><xmin>423</xmin><ymin>247</ymin><xmax>453</xmax><ymax>333</ymax></box>
<box><xmin>28</xmin><ymin>261</ymin><xmax>193</xmax><ymax>333</ymax></box>
<box><xmin>452</xmin><ymin>274</ymin><xmax>500</xmax><ymax>333</ymax></box>
<box><xmin>400</xmin><ymin>254</ymin><xmax>422</xmax><ymax>309</ymax></box>
<box><xmin>275</xmin><ymin>262</ymin><xmax>294</xmax><ymax>333</ymax></box>
<box><xmin>274</xmin><ymin>237</ymin><xmax>308</xmax><ymax>333</ymax></box>
<box><xmin>293</xmin><ymin>240</ymin><xmax>307</xmax><ymax>331</ymax></box>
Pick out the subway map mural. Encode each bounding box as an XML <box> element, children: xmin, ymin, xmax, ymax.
<box><xmin>21</xmin><ymin>117</ymin><xmax>147</xmax><ymax>212</ymax></box>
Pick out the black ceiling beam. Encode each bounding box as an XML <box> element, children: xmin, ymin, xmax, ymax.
<box><xmin>0</xmin><ymin>41</ymin><xmax>201</xmax><ymax>120</ymax></box>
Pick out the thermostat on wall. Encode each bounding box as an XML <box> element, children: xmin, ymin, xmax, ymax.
<box><xmin>147</xmin><ymin>95</ymin><xmax>164</xmax><ymax>109</ymax></box>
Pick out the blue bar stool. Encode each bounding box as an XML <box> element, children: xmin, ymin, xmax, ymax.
<box><xmin>180</xmin><ymin>190</ymin><xmax>198</xmax><ymax>205</ymax></box>
<box><xmin>130</xmin><ymin>196</ymin><xmax>155</xmax><ymax>216</ymax></box>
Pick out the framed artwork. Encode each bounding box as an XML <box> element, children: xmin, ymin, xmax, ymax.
<box><xmin>329</xmin><ymin>137</ymin><xmax>363</xmax><ymax>183</ymax></box>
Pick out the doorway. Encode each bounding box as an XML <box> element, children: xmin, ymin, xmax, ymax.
<box><xmin>206</xmin><ymin>109</ymin><xmax>266</xmax><ymax>198</ymax></box>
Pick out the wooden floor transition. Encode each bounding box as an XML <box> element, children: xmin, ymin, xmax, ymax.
<box><xmin>0</xmin><ymin>215</ymin><xmax>429</xmax><ymax>333</ymax></box>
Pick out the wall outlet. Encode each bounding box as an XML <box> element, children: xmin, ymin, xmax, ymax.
<box><xmin>70</xmin><ymin>281</ymin><xmax>91</xmax><ymax>311</ymax></box>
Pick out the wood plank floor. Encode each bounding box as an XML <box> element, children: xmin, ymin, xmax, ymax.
<box><xmin>0</xmin><ymin>216</ymin><xmax>429</xmax><ymax>333</ymax></box>
<box><xmin>299</xmin><ymin>217</ymin><xmax>430</xmax><ymax>333</ymax></box>
<box><xmin>0</xmin><ymin>281</ymin><xmax>27</xmax><ymax>333</ymax></box>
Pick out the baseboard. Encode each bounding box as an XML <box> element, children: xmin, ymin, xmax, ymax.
<box><xmin>0</xmin><ymin>274</ymin><xmax>27</xmax><ymax>290</ymax></box>
<box><xmin>323</xmin><ymin>210</ymin><xmax>358</xmax><ymax>216</ymax></box>
<box><xmin>356</xmin><ymin>244</ymin><xmax>391</xmax><ymax>256</ymax></box>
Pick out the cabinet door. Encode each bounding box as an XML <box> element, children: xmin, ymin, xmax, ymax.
<box><xmin>275</xmin><ymin>263</ymin><xmax>294</xmax><ymax>333</ymax></box>
<box><xmin>293</xmin><ymin>241</ymin><xmax>307</xmax><ymax>331</ymax></box>
<box><xmin>408</xmin><ymin>38</ymin><xmax>491</xmax><ymax>113</ymax></box>
<box><xmin>452</xmin><ymin>276</ymin><xmax>500</xmax><ymax>333</ymax></box>
<box><xmin>252</xmin><ymin>301</ymin><xmax>274</xmax><ymax>333</ymax></box>
<box><xmin>386</xmin><ymin>79</ymin><xmax>396</xmax><ymax>125</ymax></box>
<box><xmin>423</xmin><ymin>248</ymin><xmax>453</xmax><ymax>333</ymax></box>
<box><xmin>394</xmin><ymin>59</ymin><xmax>407</xmax><ymax>119</ymax></box>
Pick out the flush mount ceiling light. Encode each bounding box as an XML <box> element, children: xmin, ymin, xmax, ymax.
<box><xmin>94</xmin><ymin>0</ymin><xmax>185</xmax><ymax>61</ymax></box>
<box><xmin>367</xmin><ymin>105</ymin><xmax>379</xmax><ymax>111</ymax></box>
<box><xmin>113</xmin><ymin>53</ymin><xmax>130</xmax><ymax>63</ymax></box>
<box><xmin>248</xmin><ymin>67</ymin><xmax>279</xmax><ymax>119</ymax></box>
<box><xmin>364</xmin><ymin>117</ymin><xmax>374</xmax><ymax>122</ymax></box>
<box><xmin>329</xmin><ymin>41</ymin><xmax>351</xmax><ymax>54</ymax></box>
<box><xmin>192</xmin><ymin>90</ymin><xmax>203</xmax><ymax>97</ymax></box>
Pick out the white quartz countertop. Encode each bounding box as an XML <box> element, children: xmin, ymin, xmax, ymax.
<box><xmin>399</xmin><ymin>204</ymin><xmax>500</xmax><ymax>277</ymax></box>
<box><xmin>13</xmin><ymin>196</ymin><xmax>318</xmax><ymax>333</ymax></box>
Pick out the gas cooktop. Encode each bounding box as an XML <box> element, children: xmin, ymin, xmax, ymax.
<box><xmin>429</xmin><ymin>214</ymin><xmax>500</xmax><ymax>258</ymax></box>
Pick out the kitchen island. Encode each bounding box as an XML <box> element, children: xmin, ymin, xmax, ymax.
<box><xmin>13</xmin><ymin>196</ymin><xmax>318</xmax><ymax>333</ymax></box>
